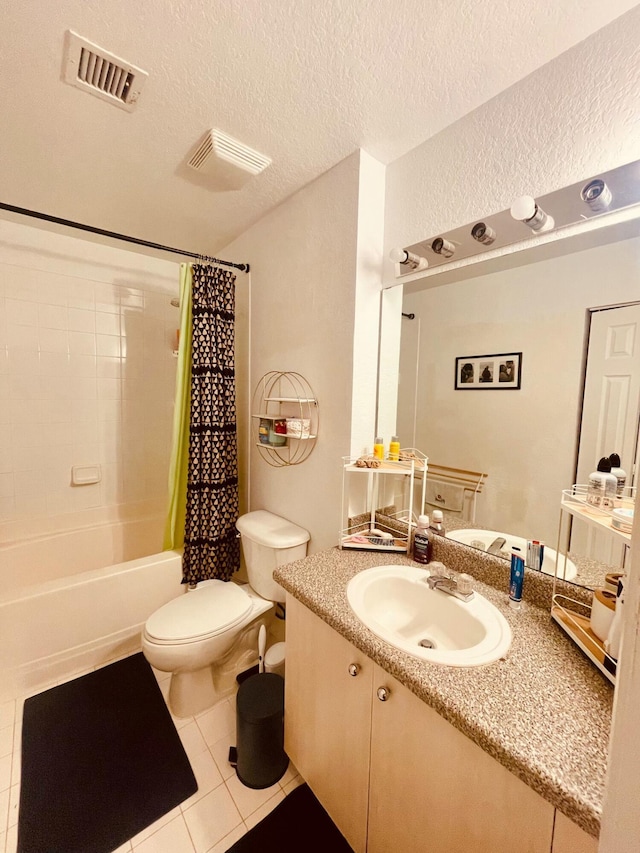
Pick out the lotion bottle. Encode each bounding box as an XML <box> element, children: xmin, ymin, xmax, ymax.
<box><xmin>587</xmin><ymin>457</ymin><xmax>617</xmax><ymax>509</ymax></box>
<box><xmin>412</xmin><ymin>515</ymin><xmax>432</xmax><ymax>565</ymax></box>
<box><xmin>608</xmin><ymin>453</ymin><xmax>627</xmax><ymax>496</ymax></box>
<box><xmin>430</xmin><ymin>510</ymin><xmax>445</xmax><ymax>535</ymax></box>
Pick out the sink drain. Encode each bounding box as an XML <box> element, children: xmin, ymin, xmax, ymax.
<box><xmin>418</xmin><ymin>637</ymin><xmax>436</xmax><ymax>649</ymax></box>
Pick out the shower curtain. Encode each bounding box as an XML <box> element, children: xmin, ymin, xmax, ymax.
<box><xmin>164</xmin><ymin>263</ymin><xmax>241</xmax><ymax>584</ymax></box>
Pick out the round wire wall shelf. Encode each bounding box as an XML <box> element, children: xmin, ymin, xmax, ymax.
<box><xmin>252</xmin><ymin>371</ymin><xmax>319</xmax><ymax>467</ymax></box>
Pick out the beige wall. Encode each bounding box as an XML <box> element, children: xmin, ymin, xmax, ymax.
<box><xmin>221</xmin><ymin>151</ymin><xmax>383</xmax><ymax>553</ymax></box>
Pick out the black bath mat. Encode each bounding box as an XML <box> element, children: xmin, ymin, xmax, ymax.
<box><xmin>226</xmin><ymin>783</ymin><xmax>353</xmax><ymax>852</ymax></box>
<box><xmin>18</xmin><ymin>652</ymin><xmax>197</xmax><ymax>853</ymax></box>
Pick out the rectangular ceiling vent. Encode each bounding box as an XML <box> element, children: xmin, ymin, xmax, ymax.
<box><xmin>62</xmin><ymin>30</ymin><xmax>148</xmax><ymax>112</ymax></box>
<box><xmin>187</xmin><ymin>129</ymin><xmax>272</xmax><ymax>190</ymax></box>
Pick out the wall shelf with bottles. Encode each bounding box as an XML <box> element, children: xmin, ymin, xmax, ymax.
<box><xmin>340</xmin><ymin>452</ymin><xmax>428</xmax><ymax>553</ymax></box>
<box><xmin>252</xmin><ymin>371</ymin><xmax>318</xmax><ymax>467</ymax></box>
<box><xmin>551</xmin><ymin>484</ymin><xmax>635</xmax><ymax>686</ymax></box>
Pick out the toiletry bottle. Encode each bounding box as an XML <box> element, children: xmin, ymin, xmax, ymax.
<box><xmin>373</xmin><ymin>436</ymin><xmax>384</xmax><ymax>460</ymax></box>
<box><xmin>430</xmin><ymin>510</ymin><xmax>445</xmax><ymax>536</ymax></box>
<box><xmin>412</xmin><ymin>515</ymin><xmax>432</xmax><ymax>565</ymax></box>
<box><xmin>509</xmin><ymin>547</ymin><xmax>525</xmax><ymax>609</ymax></box>
<box><xmin>587</xmin><ymin>457</ymin><xmax>617</xmax><ymax>509</ymax></box>
<box><xmin>388</xmin><ymin>435</ymin><xmax>400</xmax><ymax>461</ymax></box>
<box><xmin>608</xmin><ymin>453</ymin><xmax>627</xmax><ymax>496</ymax></box>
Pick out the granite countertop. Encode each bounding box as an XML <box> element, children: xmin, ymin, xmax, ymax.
<box><xmin>274</xmin><ymin>542</ymin><xmax>613</xmax><ymax>839</ymax></box>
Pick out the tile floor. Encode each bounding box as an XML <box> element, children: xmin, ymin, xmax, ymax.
<box><xmin>0</xmin><ymin>656</ymin><xmax>303</xmax><ymax>853</ymax></box>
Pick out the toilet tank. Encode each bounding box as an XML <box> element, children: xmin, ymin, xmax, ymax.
<box><xmin>236</xmin><ymin>510</ymin><xmax>310</xmax><ymax>604</ymax></box>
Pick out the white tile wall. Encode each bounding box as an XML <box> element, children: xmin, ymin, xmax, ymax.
<box><xmin>0</xmin><ymin>221</ymin><xmax>180</xmax><ymax>547</ymax></box>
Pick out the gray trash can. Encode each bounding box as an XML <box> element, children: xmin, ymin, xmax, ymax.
<box><xmin>236</xmin><ymin>672</ymin><xmax>288</xmax><ymax>789</ymax></box>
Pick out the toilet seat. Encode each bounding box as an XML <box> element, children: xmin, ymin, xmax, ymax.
<box><xmin>145</xmin><ymin>580</ymin><xmax>252</xmax><ymax>645</ymax></box>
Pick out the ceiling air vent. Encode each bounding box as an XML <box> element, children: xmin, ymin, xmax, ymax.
<box><xmin>187</xmin><ymin>129</ymin><xmax>272</xmax><ymax>190</ymax></box>
<box><xmin>62</xmin><ymin>30</ymin><xmax>148</xmax><ymax>112</ymax></box>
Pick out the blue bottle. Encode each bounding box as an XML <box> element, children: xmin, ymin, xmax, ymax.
<box><xmin>509</xmin><ymin>548</ymin><xmax>525</xmax><ymax>609</ymax></box>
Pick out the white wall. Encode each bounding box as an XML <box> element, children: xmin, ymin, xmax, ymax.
<box><xmin>382</xmin><ymin>10</ymin><xmax>640</xmax><ymax>851</ymax></box>
<box><xmin>220</xmin><ymin>151</ymin><xmax>384</xmax><ymax>552</ymax></box>
<box><xmin>0</xmin><ymin>220</ymin><xmax>179</xmax><ymax>553</ymax></box>
<box><xmin>398</xmin><ymin>235</ymin><xmax>640</xmax><ymax>545</ymax></box>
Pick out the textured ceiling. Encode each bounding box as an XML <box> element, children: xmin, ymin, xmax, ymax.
<box><xmin>0</xmin><ymin>1</ymin><xmax>636</xmax><ymax>256</ymax></box>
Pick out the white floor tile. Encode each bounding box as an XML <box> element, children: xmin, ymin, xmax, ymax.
<box><xmin>0</xmin><ymin>830</ymin><xmax>5</xmax><ymax>853</ymax></box>
<box><xmin>196</xmin><ymin>699</ymin><xmax>235</xmax><ymax>747</ymax></box>
<box><xmin>7</xmin><ymin>784</ymin><xmax>19</xmax><ymax>829</ymax></box>
<box><xmin>178</xmin><ymin>721</ymin><xmax>209</xmax><ymax>762</ymax></box>
<box><xmin>282</xmin><ymin>775</ymin><xmax>304</xmax><ymax>796</ymax></box>
<box><xmin>244</xmin><ymin>788</ymin><xmax>285</xmax><ymax>830</ymax></box>
<box><xmin>133</xmin><ymin>814</ymin><xmax>195</xmax><ymax>853</ymax></box>
<box><xmin>129</xmin><ymin>806</ymin><xmax>181</xmax><ymax>847</ymax></box>
<box><xmin>209</xmin><ymin>735</ymin><xmax>237</xmax><ymax>782</ymax></box>
<box><xmin>205</xmin><ymin>822</ymin><xmax>248</xmax><ymax>853</ymax></box>
<box><xmin>225</xmin><ymin>774</ymin><xmax>283</xmax><ymax>821</ymax></box>
<box><xmin>0</xmin><ymin>787</ymin><xmax>9</xmax><ymax>834</ymax></box>
<box><xmin>0</xmin><ymin>754</ymin><xmax>11</xmax><ymax>792</ymax></box>
<box><xmin>183</xmin><ymin>784</ymin><xmax>242</xmax><ymax>853</ymax></box>
<box><xmin>179</xmin><ymin>748</ymin><xmax>224</xmax><ymax>810</ymax></box>
<box><xmin>5</xmin><ymin>822</ymin><xmax>17</xmax><ymax>853</ymax></box>
<box><xmin>112</xmin><ymin>841</ymin><xmax>133</xmax><ymax>852</ymax></box>
<box><xmin>0</xmin><ymin>702</ymin><xmax>14</xmax><ymax>731</ymax></box>
<box><xmin>279</xmin><ymin>761</ymin><xmax>299</xmax><ymax>788</ymax></box>
<box><xmin>0</xmin><ymin>727</ymin><xmax>12</xmax><ymax>759</ymax></box>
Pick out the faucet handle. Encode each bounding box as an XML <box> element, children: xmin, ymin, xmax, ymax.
<box><xmin>429</xmin><ymin>561</ymin><xmax>449</xmax><ymax>578</ymax></box>
<box><xmin>457</xmin><ymin>573</ymin><xmax>474</xmax><ymax>596</ymax></box>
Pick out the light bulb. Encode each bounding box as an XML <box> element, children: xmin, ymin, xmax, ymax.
<box><xmin>389</xmin><ymin>247</ymin><xmax>428</xmax><ymax>271</ymax></box>
<box><xmin>471</xmin><ymin>222</ymin><xmax>496</xmax><ymax>245</ymax></box>
<box><xmin>581</xmin><ymin>179</ymin><xmax>612</xmax><ymax>212</ymax></box>
<box><xmin>431</xmin><ymin>237</ymin><xmax>455</xmax><ymax>258</ymax></box>
<box><xmin>510</xmin><ymin>196</ymin><xmax>554</xmax><ymax>232</ymax></box>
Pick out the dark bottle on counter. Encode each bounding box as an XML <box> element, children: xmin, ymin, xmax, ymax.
<box><xmin>412</xmin><ymin>515</ymin><xmax>432</xmax><ymax>564</ymax></box>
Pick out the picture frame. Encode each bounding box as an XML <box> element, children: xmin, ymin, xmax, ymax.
<box><xmin>455</xmin><ymin>352</ymin><xmax>522</xmax><ymax>390</ymax></box>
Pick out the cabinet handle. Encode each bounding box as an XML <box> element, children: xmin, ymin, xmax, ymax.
<box><xmin>348</xmin><ymin>663</ymin><xmax>360</xmax><ymax>677</ymax></box>
<box><xmin>377</xmin><ymin>686</ymin><xmax>391</xmax><ymax>702</ymax></box>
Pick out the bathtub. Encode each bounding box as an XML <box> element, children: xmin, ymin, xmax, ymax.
<box><xmin>0</xmin><ymin>538</ymin><xmax>185</xmax><ymax>703</ymax></box>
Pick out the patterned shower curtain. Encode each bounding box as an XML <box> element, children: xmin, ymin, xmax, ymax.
<box><xmin>182</xmin><ymin>264</ymin><xmax>240</xmax><ymax>584</ymax></box>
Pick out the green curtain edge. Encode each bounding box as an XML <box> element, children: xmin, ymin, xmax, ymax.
<box><xmin>163</xmin><ymin>263</ymin><xmax>193</xmax><ymax>551</ymax></box>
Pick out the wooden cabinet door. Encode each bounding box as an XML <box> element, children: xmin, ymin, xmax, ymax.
<box><xmin>552</xmin><ymin>811</ymin><xmax>598</xmax><ymax>853</ymax></box>
<box><xmin>367</xmin><ymin>665</ymin><xmax>555</xmax><ymax>853</ymax></box>
<box><xmin>284</xmin><ymin>595</ymin><xmax>373</xmax><ymax>853</ymax></box>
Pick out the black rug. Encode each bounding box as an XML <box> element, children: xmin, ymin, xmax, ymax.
<box><xmin>18</xmin><ymin>653</ymin><xmax>197</xmax><ymax>853</ymax></box>
<box><xmin>226</xmin><ymin>783</ymin><xmax>353</xmax><ymax>852</ymax></box>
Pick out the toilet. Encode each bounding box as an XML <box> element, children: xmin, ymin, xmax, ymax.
<box><xmin>142</xmin><ymin>510</ymin><xmax>309</xmax><ymax>717</ymax></box>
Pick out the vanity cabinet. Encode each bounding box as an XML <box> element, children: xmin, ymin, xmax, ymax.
<box><xmin>284</xmin><ymin>595</ymin><xmax>596</xmax><ymax>853</ymax></box>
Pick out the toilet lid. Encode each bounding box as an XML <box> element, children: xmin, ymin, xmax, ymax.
<box><xmin>145</xmin><ymin>580</ymin><xmax>252</xmax><ymax>644</ymax></box>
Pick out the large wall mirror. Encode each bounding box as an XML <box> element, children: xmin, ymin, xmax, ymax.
<box><xmin>380</xmin><ymin>162</ymin><xmax>640</xmax><ymax>591</ymax></box>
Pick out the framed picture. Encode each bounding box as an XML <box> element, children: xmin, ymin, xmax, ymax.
<box><xmin>455</xmin><ymin>352</ymin><xmax>522</xmax><ymax>390</ymax></box>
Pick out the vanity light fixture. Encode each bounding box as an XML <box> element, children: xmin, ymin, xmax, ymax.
<box><xmin>510</xmin><ymin>195</ymin><xmax>554</xmax><ymax>233</ymax></box>
<box><xmin>431</xmin><ymin>237</ymin><xmax>455</xmax><ymax>258</ymax></box>
<box><xmin>389</xmin><ymin>247</ymin><xmax>429</xmax><ymax>271</ymax></box>
<box><xmin>471</xmin><ymin>222</ymin><xmax>496</xmax><ymax>245</ymax></box>
<box><xmin>581</xmin><ymin>178</ymin><xmax>612</xmax><ymax>212</ymax></box>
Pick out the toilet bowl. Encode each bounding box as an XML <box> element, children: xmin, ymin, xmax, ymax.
<box><xmin>142</xmin><ymin>510</ymin><xmax>309</xmax><ymax>717</ymax></box>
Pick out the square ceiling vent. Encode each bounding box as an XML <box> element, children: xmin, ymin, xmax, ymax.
<box><xmin>187</xmin><ymin>129</ymin><xmax>272</xmax><ymax>190</ymax></box>
<box><xmin>62</xmin><ymin>30</ymin><xmax>148</xmax><ymax>111</ymax></box>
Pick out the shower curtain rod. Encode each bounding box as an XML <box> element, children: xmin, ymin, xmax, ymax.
<box><xmin>0</xmin><ymin>202</ymin><xmax>250</xmax><ymax>273</ymax></box>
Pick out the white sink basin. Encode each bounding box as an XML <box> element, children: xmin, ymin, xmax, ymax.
<box><xmin>445</xmin><ymin>529</ymin><xmax>577</xmax><ymax>581</ymax></box>
<box><xmin>347</xmin><ymin>565</ymin><xmax>512</xmax><ymax>667</ymax></box>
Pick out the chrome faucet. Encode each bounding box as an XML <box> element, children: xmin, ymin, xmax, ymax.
<box><xmin>426</xmin><ymin>568</ymin><xmax>475</xmax><ymax>602</ymax></box>
<box><xmin>487</xmin><ymin>536</ymin><xmax>507</xmax><ymax>556</ymax></box>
